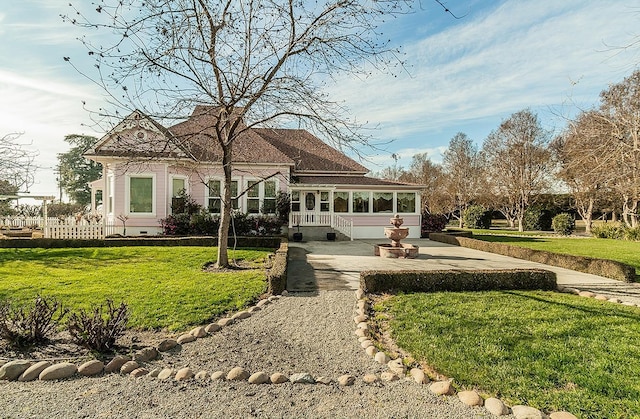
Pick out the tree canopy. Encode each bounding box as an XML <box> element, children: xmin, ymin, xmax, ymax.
<box><xmin>57</xmin><ymin>134</ymin><xmax>102</xmax><ymax>206</ymax></box>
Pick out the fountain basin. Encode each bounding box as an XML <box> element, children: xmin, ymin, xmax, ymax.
<box><xmin>374</xmin><ymin>243</ymin><xmax>419</xmax><ymax>259</ymax></box>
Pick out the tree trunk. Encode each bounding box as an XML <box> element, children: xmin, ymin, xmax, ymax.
<box><xmin>517</xmin><ymin>216</ymin><xmax>524</xmax><ymax>232</ymax></box>
<box><xmin>216</xmin><ymin>144</ymin><xmax>233</xmax><ymax>269</ymax></box>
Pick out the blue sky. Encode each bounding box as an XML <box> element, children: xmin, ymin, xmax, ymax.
<box><xmin>1</xmin><ymin>0</ymin><xmax>639</xmax><ymax>197</ymax></box>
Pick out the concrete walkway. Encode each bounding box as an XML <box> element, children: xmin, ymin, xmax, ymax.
<box><xmin>287</xmin><ymin>239</ymin><xmax>640</xmax><ymax>305</ymax></box>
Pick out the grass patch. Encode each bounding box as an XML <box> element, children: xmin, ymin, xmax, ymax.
<box><xmin>473</xmin><ymin>235</ymin><xmax>640</xmax><ymax>275</ymax></box>
<box><xmin>0</xmin><ymin>247</ymin><xmax>270</xmax><ymax>331</ymax></box>
<box><xmin>374</xmin><ymin>291</ymin><xmax>640</xmax><ymax>418</ymax></box>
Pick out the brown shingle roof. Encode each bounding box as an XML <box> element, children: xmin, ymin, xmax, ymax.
<box><xmin>294</xmin><ymin>175</ymin><xmax>418</xmax><ymax>188</ymax></box>
<box><xmin>254</xmin><ymin>128</ymin><xmax>368</xmax><ymax>174</ymax></box>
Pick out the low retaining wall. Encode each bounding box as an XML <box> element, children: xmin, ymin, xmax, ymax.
<box><xmin>360</xmin><ymin>269</ymin><xmax>557</xmax><ymax>294</ymax></box>
<box><xmin>0</xmin><ymin>236</ymin><xmax>282</xmax><ymax>249</ymax></box>
<box><xmin>430</xmin><ymin>233</ymin><xmax>637</xmax><ymax>283</ymax></box>
<box><xmin>267</xmin><ymin>242</ymin><xmax>288</xmax><ymax>295</ymax></box>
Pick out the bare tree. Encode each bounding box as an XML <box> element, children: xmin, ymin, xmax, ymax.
<box><xmin>0</xmin><ymin>133</ymin><xmax>38</xmax><ymax>193</ymax></box>
<box><xmin>482</xmin><ymin>110</ymin><xmax>552</xmax><ymax>232</ymax></box>
<box><xmin>398</xmin><ymin>152</ymin><xmax>448</xmax><ymax>214</ymax></box>
<box><xmin>441</xmin><ymin>132</ymin><xmax>482</xmax><ymax>227</ymax></box>
<box><xmin>65</xmin><ymin>0</ymin><xmax>412</xmax><ymax>267</ymax></box>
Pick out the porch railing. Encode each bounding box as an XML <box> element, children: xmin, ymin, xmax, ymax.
<box><xmin>288</xmin><ymin>212</ymin><xmax>353</xmax><ymax>240</ymax></box>
<box><xmin>331</xmin><ymin>214</ymin><xmax>353</xmax><ymax>241</ymax></box>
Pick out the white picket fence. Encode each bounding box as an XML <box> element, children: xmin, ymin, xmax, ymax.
<box><xmin>1</xmin><ymin>216</ymin><xmax>115</xmax><ymax>240</ymax></box>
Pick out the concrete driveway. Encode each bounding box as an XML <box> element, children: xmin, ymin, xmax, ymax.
<box><xmin>287</xmin><ymin>239</ymin><xmax>640</xmax><ymax>305</ymax></box>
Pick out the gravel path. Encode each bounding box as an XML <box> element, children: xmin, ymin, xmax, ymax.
<box><xmin>0</xmin><ymin>291</ymin><xmax>503</xmax><ymax>418</ymax></box>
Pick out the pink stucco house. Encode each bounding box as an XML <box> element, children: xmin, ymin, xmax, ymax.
<box><xmin>85</xmin><ymin>105</ymin><xmax>422</xmax><ymax>239</ymax></box>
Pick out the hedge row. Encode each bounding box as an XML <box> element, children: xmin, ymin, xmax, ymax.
<box><xmin>360</xmin><ymin>269</ymin><xmax>557</xmax><ymax>294</ymax></box>
<box><xmin>429</xmin><ymin>233</ymin><xmax>637</xmax><ymax>283</ymax></box>
<box><xmin>0</xmin><ymin>236</ymin><xmax>282</xmax><ymax>249</ymax></box>
<box><xmin>267</xmin><ymin>241</ymin><xmax>289</xmax><ymax>295</ymax></box>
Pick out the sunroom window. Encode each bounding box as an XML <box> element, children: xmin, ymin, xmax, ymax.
<box><xmin>352</xmin><ymin>191</ymin><xmax>369</xmax><ymax>213</ymax></box>
<box><xmin>333</xmin><ymin>192</ymin><xmax>348</xmax><ymax>213</ymax></box>
<box><xmin>373</xmin><ymin>192</ymin><xmax>393</xmax><ymax>213</ymax></box>
<box><xmin>397</xmin><ymin>192</ymin><xmax>416</xmax><ymax>213</ymax></box>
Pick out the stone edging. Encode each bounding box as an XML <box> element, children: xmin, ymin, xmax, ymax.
<box><xmin>355</xmin><ymin>284</ymin><xmax>640</xmax><ymax>419</ymax></box>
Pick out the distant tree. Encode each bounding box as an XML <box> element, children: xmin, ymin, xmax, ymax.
<box><xmin>482</xmin><ymin>110</ymin><xmax>552</xmax><ymax>232</ymax></box>
<box><xmin>0</xmin><ymin>133</ymin><xmax>37</xmax><ymax>193</ymax></box>
<box><xmin>398</xmin><ymin>152</ymin><xmax>448</xmax><ymax>214</ymax></box>
<box><xmin>66</xmin><ymin>0</ymin><xmax>413</xmax><ymax>268</ymax></box>
<box><xmin>57</xmin><ymin>135</ymin><xmax>102</xmax><ymax>206</ymax></box>
<box><xmin>0</xmin><ymin>180</ymin><xmax>18</xmax><ymax>216</ymax></box>
<box><xmin>375</xmin><ymin>163</ymin><xmax>407</xmax><ymax>182</ymax></box>
<box><xmin>441</xmin><ymin>132</ymin><xmax>483</xmax><ymax>227</ymax></box>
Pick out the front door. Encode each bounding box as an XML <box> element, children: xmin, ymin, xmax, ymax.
<box><xmin>302</xmin><ymin>191</ymin><xmax>318</xmax><ymax>224</ymax></box>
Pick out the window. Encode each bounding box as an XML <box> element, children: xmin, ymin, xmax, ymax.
<box><xmin>373</xmin><ymin>192</ymin><xmax>393</xmax><ymax>213</ymax></box>
<box><xmin>291</xmin><ymin>190</ymin><xmax>300</xmax><ymax>212</ymax></box>
<box><xmin>320</xmin><ymin>191</ymin><xmax>330</xmax><ymax>212</ymax></box>
<box><xmin>333</xmin><ymin>192</ymin><xmax>348</xmax><ymax>213</ymax></box>
<box><xmin>247</xmin><ymin>182</ymin><xmax>260</xmax><ymax>214</ymax></box>
<box><xmin>207</xmin><ymin>179</ymin><xmax>238</xmax><ymax>213</ymax></box>
<box><xmin>263</xmin><ymin>180</ymin><xmax>277</xmax><ymax>214</ymax></box>
<box><xmin>397</xmin><ymin>193</ymin><xmax>416</xmax><ymax>213</ymax></box>
<box><xmin>207</xmin><ymin>180</ymin><xmax>221</xmax><ymax>213</ymax></box>
<box><xmin>352</xmin><ymin>191</ymin><xmax>369</xmax><ymax>213</ymax></box>
<box><xmin>128</xmin><ymin>176</ymin><xmax>154</xmax><ymax>214</ymax></box>
<box><xmin>171</xmin><ymin>178</ymin><xmax>186</xmax><ymax>198</ymax></box>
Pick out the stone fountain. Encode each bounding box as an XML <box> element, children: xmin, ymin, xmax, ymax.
<box><xmin>374</xmin><ymin>214</ymin><xmax>419</xmax><ymax>258</ymax></box>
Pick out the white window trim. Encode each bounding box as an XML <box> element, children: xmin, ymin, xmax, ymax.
<box><xmin>207</xmin><ymin>177</ymin><xmax>242</xmax><ymax>213</ymax></box>
<box><xmin>106</xmin><ymin>174</ymin><xmax>114</xmax><ymax>216</ymax></box>
<box><xmin>245</xmin><ymin>178</ymin><xmax>279</xmax><ymax>215</ymax></box>
<box><xmin>125</xmin><ymin>173</ymin><xmax>156</xmax><ymax>217</ymax></box>
<box><xmin>169</xmin><ymin>175</ymin><xmax>189</xmax><ymax>197</ymax></box>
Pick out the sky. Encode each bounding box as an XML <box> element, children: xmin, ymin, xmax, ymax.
<box><xmin>1</xmin><ymin>0</ymin><xmax>639</xmax><ymax>199</ymax></box>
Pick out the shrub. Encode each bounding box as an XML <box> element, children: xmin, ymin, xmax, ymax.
<box><xmin>171</xmin><ymin>190</ymin><xmax>203</xmax><ymax>215</ymax></box>
<box><xmin>421</xmin><ymin>213</ymin><xmax>448</xmax><ymax>237</ymax></box>
<box><xmin>275</xmin><ymin>192</ymin><xmax>291</xmax><ymax>224</ymax></box>
<box><xmin>552</xmin><ymin>213</ymin><xmax>575</xmax><ymax>236</ymax></box>
<box><xmin>591</xmin><ymin>222</ymin><xmax>627</xmax><ymax>239</ymax></box>
<box><xmin>0</xmin><ymin>296</ymin><xmax>68</xmax><ymax>347</ymax></box>
<box><xmin>523</xmin><ymin>208</ymin><xmax>553</xmax><ymax>231</ymax></box>
<box><xmin>190</xmin><ymin>211</ymin><xmax>218</xmax><ymax>235</ymax></box>
<box><xmin>160</xmin><ymin>213</ymin><xmax>192</xmax><ymax>235</ymax></box>
<box><xmin>67</xmin><ymin>300</ymin><xmax>129</xmax><ymax>353</ymax></box>
<box><xmin>624</xmin><ymin>227</ymin><xmax>640</xmax><ymax>242</ymax></box>
<box><xmin>462</xmin><ymin>205</ymin><xmax>492</xmax><ymax>229</ymax></box>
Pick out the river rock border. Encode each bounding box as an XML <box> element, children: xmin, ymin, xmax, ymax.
<box><xmin>355</xmin><ymin>283</ymin><xmax>640</xmax><ymax>419</ymax></box>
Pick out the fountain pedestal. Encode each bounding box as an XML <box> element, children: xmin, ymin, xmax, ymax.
<box><xmin>374</xmin><ymin>214</ymin><xmax>419</xmax><ymax>258</ymax></box>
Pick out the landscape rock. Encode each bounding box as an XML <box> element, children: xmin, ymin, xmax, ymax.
<box><xmin>78</xmin><ymin>360</ymin><xmax>104</xmax><ymax>376</ymax></box>
<box><xmin>195</xmin><ymin>370</ymin><xmax>210</xmax><ymax>380</ymax></box>
<box><xmin>429</xmin><ymin>380</ymin><xmax>454</xmax><ymax>396</ymax></box>
<box><xmin>190</xmin><ymin>326</ymin><xmax>207</xmax><ymax>338</ymax></box>
<box><xmin>594</xmin><ymin>295</ymin><xmax>608</xmax><ymax>301</ymax></box>
<box><xmin>248</xmin><ymin>371</ymin><xmax>269</xmax><ymax>384</ymax></box>
<box><xmin>374</xmin><ymin>352</ymin><xmax>390</xmax><ymax>364</ymax></box>
<box><xmin>365</xmin><ymin>346</ymin><xmax>377</xmax><ymax>357</ymax></box>
<box><xmin>549</xmin><ymin>412</ymin><xmax>578</xmax><ymax>419</ymax></box>
<box><xmin>130</xmin><ymin>368</ymin><xmax>149</xmax><ymax>378</ymax></box>
<box><xmin>355</xmin><ymin>289</ymin><xmax>365</xmax><ymax>299</ymax></box>
<box><xmin>511</xmin><ymin>405</ymin><xmax>545</xmax><ymax>419</ymax></box>
<box><xmin>217</xmin><ymin>317</ymin><xmax>235</xmax><ymax>327</ymax></box>
<box><xmin>268</xmin><ymin>295</ymin><xmax>280</xmax><ymax>301</ymax></box>
<box><xmin>231</xmin><ymin>311</ymin><xmax>251</xmax><ymax>320</ymax></box>
<box><xmin>176</xmin><ymin>333</ymin><xmax>196</xmax><ymax>344</ymax></box>
<box><xmin>608</xmin><ymin>298</ymin><xmax>622</xmax><ymax>304</ymax></box>
<box><xmin>270</xmin><ymin>373</ymin><xmax>288</xmax><ymax>384</ymax></box>
<box><xmin>358</xmin><ymin>336</ymin><xmax>369</xmax><ymax>343</ymax></box>
<box><xmin>226</xmin><ymin>367</ymin><xmax>250</xmax><ymax>381</ymax></box>
<box><xmin>380</xmin><ymin>371</ymin><xmax>398</xmax><ymax>382</ymax></box>
<box><xmin>256</xmin><ymin>299</ymin><xmax>270</xmax><ymax>307</ymax></box>
<box><xmin>104</xmin><ymin>355</ymin><xmax>130</xmax><ymax>373</ymax></box>
<box><xmin>134</xmin><ymin>347</ymin><xmax>158</xmax><ymax>362</ymax></box>
<box><xmin>205</xmin><ymin>323</ymin><xmax>222</xmax><ymax>334</ymax></box>
<box><xmin>458</xmin><ymin>390</ymin><xmax>483</xmax><ymax>406</ymax></box>
<box><xmin>360</xmin><ymin>339</ymin><xmax>373</xmax><ymax>349</ymax></box>
<box><xmin>354</xmin><ymin>329</ymin><xmax>366</xmax><ymax>337</ymax></box>
<box><xmin>356</xmin><ymin>322</ymin><xmax>368</xmax><ymax>330</ymax></box>
<box><xmin>175</xmin><ymin>367</ymin><xmax>194</xmax><ymax>381</ymax></box>
<box><xmin>363</xmin><ymin>374</ymin><xmax>380</xmax><ymax>384</ymax></box>
<box><xmin>622</xmin><ymin>302</ymin><xmax>636</xmax><ymax>306</ymax></box>
<box><xmin>39</xmin><ymin>363</ymin><xmax>77</xmax><ymax>381</ymax></box>
<box><xmin>0</xmin><ymin>360</ymin><xmax>32</xmax><ymax>381</ymax></box>
<box><xmin>409</xmin><ymin>368</ymin><xmax>428</xmax><ymax>384</ymax></box>
<box><xmin>353</xmin><ymin>314</ymin><xmax>367</xmax><ymax>323</ymax></box>
<box><xmin>120</xmin><ymin>361</ymin><xmax>140</xmax><ymax>374</ymax></box>
<box><xmin>289</xmin><ymin>373</ymin><xmax>315</xmax><ymax>384</ymax></box>
<box><xmin>148</xmin><ymin>368</ymin><xmax>162</xmax><ymax>378</ymax></box>
<box><xmin>248</xmin><ymin>306</ymin><xmax>261</xmax><ymax>313</ymax></box>
<box><xmin>281</xmin><ymin>290</ymin><xmax>289</xmax><ymax>296</ymax></box>
<box><xmin>578</xmin><ymin>291</ymin><xmax>595</xmax><ymax>298</ymax></box>
<box><xmin>157</xmin><ymin>339</ymin><xmax>178</xmax><ymax>352</ymax></box>
<box><xmin>18</xmin><ymin>361</ymin><xmax>51</xmax><ymax>382</ymax></box>
<box><xmin>387</xmin><ymin>358</ymin><xmax>406</xmax><ymax>376</ymax></box>
<box><xmin>157</xmin><ymin>368</ymin><xmax>175</xmax><ymax>380</ymax></box>
<box><xmin>338</xmin><ymin>375</ymin><xmax>355</xmax><ymax>386</ymax></box>
<box><xmin>315</xmin><ymin>376</ymin><xmax>332</xmax><ymax>385</ymax></box>
<box><xmin>211</xmin><ymin>371</ymin><xmax>226</xmax><ymax>381</ymax></box>
<box><xmin>561</xmin><ymin>287</ymin><xmax>578</xmax><ymax>294</ymax></box>
<box><xmin>485</xmin><ymin>398</ymin><xmax>509</xmax><ymax>416</ymax></box>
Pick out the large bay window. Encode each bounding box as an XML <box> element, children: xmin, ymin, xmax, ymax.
<box><xmin>247</xmin><ymin>179</ymin><xmax>277</xmax><ymax>214</ymax></box>
<box><xmin>397</xmin><ymin>192</ymin><xmax>416</xmax><ymax>213</ymax></box>
<box><xmin>352</xmin><ymin>191</ymin><xmax>369</xmax><ymax>213</ymax></box>
<box><xmin>373</xmin><ymin>192</ymin><xmax>393</xmax><ymax>213</ymax></box>
<box><xmin>333</xmin><ymin>192</ymin><xmax>348</xmax><ymax>213</ymax></box>
<box><xmin>127</xmin><ymin>175</ymin><xmax>154</xmax><ymax>214</ymax></box>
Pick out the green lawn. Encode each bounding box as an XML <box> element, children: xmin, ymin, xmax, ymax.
<box><xmin>0</xmin><ymin>247</ymin><xmax>270</xmax><ymax>331</ymax></box>
<box><xmin>472</xmin><ymin>235</ymin><xmax>640</xmax><ymax>274</ymax></box>
<box><xmin>374</xmin><ymin>291</ymin><xmax>640</xmax><ymax>418</ymax></box>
